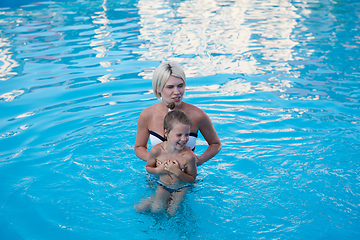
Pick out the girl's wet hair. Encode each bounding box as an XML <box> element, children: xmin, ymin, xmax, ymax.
<box><xmin>167</xmin><ymin>102</ymin><xmax>175</xmax><ymax>110</ymax></box>
<box><xmin>164</xmin><ymin>109</ymin><xmax>192</xmax><ymax>134</ymax></box>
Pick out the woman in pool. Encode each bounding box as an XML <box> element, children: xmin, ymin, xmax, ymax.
<box><xmin>135</xmin><ymin>108</ymin><xmax>197</xmax><ymax>214</ymax></box>
<box><xmin>134</xmin><ymin>61</ymin><xmax>221</xmax><ymax>166</ymax></box>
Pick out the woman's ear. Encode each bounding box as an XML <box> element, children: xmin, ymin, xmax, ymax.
<box><xmin>156</xmin><ymin>88</ymin><xmax>161</xmax><ymax>95</ymax></box>
<box><xmin>155</xmin><ymin>90</ymin><xmax>161</xmax><ymax>98</ymax></box>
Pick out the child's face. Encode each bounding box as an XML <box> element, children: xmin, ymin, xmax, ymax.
<box><xmin>166</xmin><ymin>122</ymin><xmax>190</xmax><ymax>151</ymax></box>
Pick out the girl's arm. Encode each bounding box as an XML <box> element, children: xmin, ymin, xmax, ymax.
<box><xmin>145</xmin><ymin>146</ymin><xmax>166</xmax><ymax>175</ymax></box>
<box><xmin>165</xmin><ymin>154</ymin><xmax>197</xmax><ymax>183</ymax></box>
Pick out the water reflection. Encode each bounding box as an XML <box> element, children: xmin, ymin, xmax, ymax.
<box><xmin>90</xmin><ymin>0</ymin><xmax>117</xmax><ymax>83</ymax></box>
<box><xmin>136</xmin><ymin>0</ymin><xmax>301</xmax><ymax>78</ymax></box>
<box><xmin>0</xmin><ymin>0</ymin><xmax>359</xmax><ymax>239</ymax></box>
<box><xmin>0</xmin><ymin>37</ymin><xmax>20</xmax><ymax>81</ymax></box>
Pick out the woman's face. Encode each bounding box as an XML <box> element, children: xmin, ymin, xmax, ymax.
<box><xmin>160</xmin><ymin>76</ymin><xmax>185</xmax><ymax>107</ymax></box>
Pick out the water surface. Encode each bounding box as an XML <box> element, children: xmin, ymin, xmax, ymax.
<box><xmin>0</xmin><ymin>0</ymin><xmax>359</xmax><ymax>239</ymax></box>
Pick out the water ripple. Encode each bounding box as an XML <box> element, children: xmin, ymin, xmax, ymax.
<box><xmin>1</xmin><ymin>0</ymin><xmax>360</xmax><ymax>239</ymax></box>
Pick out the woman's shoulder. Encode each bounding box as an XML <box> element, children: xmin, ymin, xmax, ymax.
<box><xmin>182</xmin><ymin>102</ymin><xmax>205</xmax><ymax>113</ymax></box>
<box><xmin>182</xmin><ymin>102</ymin><xmax>207</xmax><ymax>119</ymax></box>
<box><xmin>142</xmin><ymin>103</ymin><xmax>160</xmax><ymax>112</ymax></box>
<box><xmin>140</xmin><ymin>103</ymin><xmax>161</xmax><ymax>118</ymax></box>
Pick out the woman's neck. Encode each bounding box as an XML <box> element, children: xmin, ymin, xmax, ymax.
<box><xmin>161</xmin><ymin>100</ymin><xmax>183</xmax><ymax>111</ymax></box>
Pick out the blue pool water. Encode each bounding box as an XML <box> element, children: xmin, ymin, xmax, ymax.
<box><xmin>0</xmin><ymin>0</ymin><xmax>359</xmax><ymax>239</ymax></box>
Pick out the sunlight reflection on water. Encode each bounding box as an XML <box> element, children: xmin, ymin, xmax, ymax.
<box><xmin>136</xmin><ymin>0</ymin><xmax>304</xmax><ymax>78</ymax></box>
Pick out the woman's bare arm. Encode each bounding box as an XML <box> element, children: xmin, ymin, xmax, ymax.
<box><xmin>134</xmin><ymin>109</ymin><xmax>151</xmax><ymax>161</ymax></box>
<box><xmin>196</xmin><ymin>111</ymin><xmax>222</xmax><ymax>166</ymax></box>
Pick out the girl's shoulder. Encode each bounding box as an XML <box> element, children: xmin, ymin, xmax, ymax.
<box><xmin>183</xmin><ymin>149</ymin><xmax>197</xmax><ymax>169</ymax></box>
<box><xmin>181</xmin><ymin>147</ymin><xmax>196</xmax><ymax>161</ymax></box>
<box><xmin>150</xmin><ymin>142</ymin><xmax>166</xmax><ymax>154</ymax></box>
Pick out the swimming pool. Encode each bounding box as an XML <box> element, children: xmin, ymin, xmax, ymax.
<box><xmin>0</xmin><ymin>0</ymin><xmax>359</xmax><ymax>239</ymax></box>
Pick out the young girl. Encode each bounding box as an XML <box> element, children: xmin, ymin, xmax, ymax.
<box><xmin>135</xmin><ymin>105</ymin><xmax>197</xmax><ymax>215</ymax></box>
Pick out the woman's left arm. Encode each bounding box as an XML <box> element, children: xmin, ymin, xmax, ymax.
<box><xmin>196</xmin><ymin>112</ymin><xmax>222</xmax><ymax>166</ymax></box>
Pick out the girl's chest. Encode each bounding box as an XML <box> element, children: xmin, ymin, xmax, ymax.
<box><xmin>156</xmin><ymin>154</ymin><xmax>187</xmax><ymax>169</ymax></box>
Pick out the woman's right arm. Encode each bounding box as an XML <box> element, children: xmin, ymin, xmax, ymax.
<box><xmin>134</xmin><ymin>109</ymin><xmax>150</xmax><ymax>161</ymax></box>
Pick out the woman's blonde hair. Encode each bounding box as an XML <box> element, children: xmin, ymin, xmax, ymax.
<box><xmin>152</xmin><ymin>61</ymin><xmax>186</xmax><ymax>99</ymax></box>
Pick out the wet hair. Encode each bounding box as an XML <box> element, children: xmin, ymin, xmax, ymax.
<box><xmin>152</xmin><ymin>61</ymin><xmax>186</xmax><ymax>99</ymax></box>
<box><xmin>167</xmin><ymin>102</ymin><xmax>175</xmax><ymax>110</ymax></box>
<box><xmin>163</xmin><ymin>109</ymin><xmax>192</xmax><ymax>135</ymax></box>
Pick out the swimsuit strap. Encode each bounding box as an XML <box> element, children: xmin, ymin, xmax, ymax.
<box><xmin>149</xmin><ymin>130</ymin><xmax>166</xmax><ymax>141</ymax></box>
<box><xmin>190</xmin><ymin>132</ymin><xmax>198</xmax><ymax>137</ymax></box>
